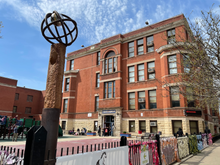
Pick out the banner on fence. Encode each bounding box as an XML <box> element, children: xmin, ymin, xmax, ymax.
<box><xmin>140</xmin><ymin>145</ymin><xmax>149</xmax><ymax>165</ymax></box>
<box><xmin>56</xmin><ymin>146</ymin><xmax>128</xmax><ymax>165</ymax></box>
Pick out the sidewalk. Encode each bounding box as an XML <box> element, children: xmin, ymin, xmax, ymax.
<box><xmin>180</xmin><ymin>140</ymin><xmax>220</xmax><ymax>165</ymax></box>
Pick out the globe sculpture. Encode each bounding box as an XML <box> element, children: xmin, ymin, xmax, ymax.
<box><xmin>41</xmin><ymin>11</ymin><xmax>78</xmax><ymax>46</ymax></box>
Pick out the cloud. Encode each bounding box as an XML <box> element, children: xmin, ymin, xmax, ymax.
<box><xmin>0</xmin><ymin>0</ymin><xmax>150</xmax><ymax>44</ymax></box>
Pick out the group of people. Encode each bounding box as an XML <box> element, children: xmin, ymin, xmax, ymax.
<box><xmin>97</xmin><ymin>124</ymin><xmax>115</xmax><ymax>137</ymax></box>
<box><xmin>70</xmin><ymin>127</ymin><xmax>87</xmax><ymax>135</ymax></box>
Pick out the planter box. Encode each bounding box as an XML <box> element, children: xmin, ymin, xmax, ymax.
<box><xmin>87</xmin><ymin>132</ymin><xmax>96</xmax><ymax>136</ymax></box>
<box><xmin>120</xmin><ymin>133</ymin><xmax>131</xmax><ymax>138</ymax></box>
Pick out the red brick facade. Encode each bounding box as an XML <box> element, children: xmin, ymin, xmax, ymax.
<box><xmin>0</xmin><ymin>76</ymin><xmax>44</xmax><ymax>120</ymax></box>
<box><xmin>61</xmin><ymin>14</ymin><xmax>218</xmax><ymax>136</ymax></box>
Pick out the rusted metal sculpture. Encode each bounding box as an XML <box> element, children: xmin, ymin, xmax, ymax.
<box><xmin>41</xmin><ymin>11</ymin><xmax>78</xmax><ymax>163</ymax></box>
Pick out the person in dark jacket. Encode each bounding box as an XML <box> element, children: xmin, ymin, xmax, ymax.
<box><xmin>177</xmin><ymin>128</ymin><xmax>183</xmax><ymax>137</ymax></box>
<box><xmin>98</xmin><ymin>126</ymin><xmax>101</xmax><ymax>136</ymax></box>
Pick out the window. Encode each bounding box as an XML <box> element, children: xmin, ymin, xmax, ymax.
<box><xmin>149</xmin><ymin>90</ymin><xmax>157</xmax><ymax>109</ymax></box>
<box><xmin>137</xmin><ymin>38</ymin><xmax>144</xmax><ymax>55</ymax></box>
<box><xmin>138</xmin><ymin>64</ymin><xmax>144</xmax><ymax>81</ymax></box>
<box><xmin>170</xmin><ymin>87</ymin><xmax>180</xmax><ymax>107</ymax></box>
<box><xmin>129</xmin><ymin>121</ymin><xmax>135</xmax><ymax>132</ymax></box>
<box><xmin>167</xmin><ymin>29</ymin><xmax>176</xmax><ymax>44</ymax></box>
<box><xmin>104</xmin><ymin>81</ymin><xmax>115</xmax><ymax>98</ymax></box>
<box><xmin>63</xmin><ymin>99</ymin><xmax>68</xmax><ymax>113</ymax></box>
<box><xmin>186</xmin><ymin>87</ymin><xmax>195</xmax><ymax>107</ymax></box>
<box><xmin>128</xmin><ymin>41</ymin><xmax>134</xmax><ymax>57</ymax></box>
<box><xmin>147</xmin><ymin>62</ymin><xmax>155</xmax><ymax>79</ymax></box>
<box><xmin>150</xmin><ymin>121</ymin><xmax>157</xmax><ymax>134</ymax></box>
<box><xmin>61</xmin><ymin>121</ymin><xmax>66</xmax><ymax>130</ymax></box>
<box><xmin>94</xmin><ymin>121</ymin><xmax>98</xmax><ymax>131</ymax></box>
<box><xmin>25</xmin><ymin>107</ymin><xmax>31</xmax><ymax>114</ymax></box>
<box><xmin>172</xmin><ymin>120</ymin><xmax>182</xmax><ymax>135</ymax></box>
<box><xmin>138</xmin><ymin>91</ymin><xmax>145</xmax><ymax>109</ymax></box>
<box><xmin>128</xmin><ymin>66</ymin><xmax>135</xmax><ymax>82</ymax></box>
<box><xmin>15</xmin><ymin>93</ymin><xmax>19</xmax><ymax>100</ymax></box>
<box><xmin>147</xmin><ymin>36</ymin><xmax>154</xmax><ymax>52</ymax></box>
<box><xmin>65</xmin><ymin>78</ymin><xmax>70</xmax><ymax>91</ymax></box>
<box><xmin>129</xmin><ymin>93</ymin><xmax>135</xmax><ymax>110</ymax></box>
<box><xmin>96</xmin><ymin>73</ymin><xmax>100</xmax><ymax>88</ymax></box>
<box><xmin>97</xmin><ymin>52</ymin><xmax>100</xmax><ymax>65</ymax></box>
<box><xmin>190</xmin><ymin>121</ymin><xmax>198</xmax><ymax>134</ymax></box>
<box><xmin>168</xmin><ymin>55</ymin><xmax>177</xmax><ymax>74</ymax></box>
<box><xmin>183</xmin><ymin>55</ymin><xmax>190</xmax><ymax>73</ymax></box>
<box><xmin>104</xmin><ymin>51</ymin><xmax>117</xmax><ymax>73</ymax></box>
<box><xmin>70</xmin><ymin>60</ymin><xmax>74</xmax><ymax>70</ymax></box>
<box><xmin>95</xmin><ymin>96</ymin><xmax>99</xmax><ymax>111</ymax></box>
<box><xmin>139</xmin><ymin>121</ymin><xmax>146</xmax><ymax>132</ymax></box>
<box><xmin>13</xmin><ymin>106</ymin><xmax>17</xmax><ymax>113</ymax></box>
<box><xmin>27</xmin><ymin>95</ymin><xmax>33</xmax><ymax>102</ymax></box>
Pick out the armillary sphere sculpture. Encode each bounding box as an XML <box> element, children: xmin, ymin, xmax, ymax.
<box><xmin>41</xmin><ymin>10</ymin><xmax>78</xmax><ymax>46</ymax></box>
<box><xmin>40</xmin><ymin>11</ymin><xmax>78</xmax><ymax>163</ymax></box>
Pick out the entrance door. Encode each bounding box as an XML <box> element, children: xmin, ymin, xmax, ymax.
<box><xmin>104</xmin><ymin>115</ymin><xmax>114</xmax><ymax>136</ymax></box>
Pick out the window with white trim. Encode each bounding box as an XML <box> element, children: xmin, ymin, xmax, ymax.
<box><xmin>167</xmin><ymin>29</ymin><xmax>176</xmax><ymax>44</ymax></box>
<box><xmin>104</xmin><ymin>81</ymin><xmax>115</xmax><ymax>98</ymax></box>
<box><xmin>170</xmin><ymin>87</ymin><xmax>180</xmax><ymax>107</ymax></box>
<box><xmin>128</xmin><ymin>66</ymin><xmax>135</xmax><ymax>82</ymax></box>
<box><xmin>147</xmin><ymin>36</ymin><xmax>154</xmax><ymax>52</ymax></box>
<box><xmin>183</xmin><ymin>54</ymin><xmax>190</xmax><ymax>73</ymax></box>
<box><xmin>138</xmin><ymin>64</ymin><xmax>144</xmax><ymax>81</ymax></box>
<box><xmin>128</xmin><ymin>42</ymin><xmax>134</xmax><ymax>57</ymax></box>
<box><xmin>168</xmin><ymin>55</ymin><xmax>177</xmax><ymax>74</ymax></box>
<box><xmin>138</xmin><ymin>91</ymin><xmax>145</xmax><ymax>109</ymax></box>
<box><xmin>129</xmin><ymin>93</ymin><xmax>135</xmax><ymax>110</ymax></box>
<box><xmin>104</xmin><ymin>51</ymin><xmax>117</xmax><ymax>74</ymax></box>
<box><xmin>96</xmin><ymin>73</ymin><xmax>100</xmax><ymax>88</ymax></box>
<box><xmin>137</xmin><ymin>38</ymin><xmax>144</xmax><ymax>55</ymax></box>
<box><xmin>65</xmin><ymin>78</ymin><xmax>70</xmax><ymax>91</ymax></box>
<box><xmin>95</xmin><ymin>96</ymin><xmax>99</xmax><ymax>111</ymax></box>
<box><xmin>63</xmin><ymin>99</ymin><xmax>68</xmax><ymax>113</ymax></box>
<box><xmin>97</xmin><ymin>52</ymin><xmax>100</xmax><ymax>65</ymax></box>
<box><xmin>70</xmin><ymin>60</ymin><xmax>74</xmax><ymax>70</ymax></box>
<box><xmin>149</xmin><ymin>90</ymin><xmax>157</xmax><ymax>109</ymax></box>
<box><xmin>147</xmin><ymin>61</ymin><xmax>155</xmax><ymax>79</ymax></box>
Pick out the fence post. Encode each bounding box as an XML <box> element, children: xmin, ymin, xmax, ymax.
<box><xmin>120</xmin><ymin>136</ymin><xmax>127</xmax><ymax>146</ymax></box>
<box><xmin>155</xmin><ymin>134</ymin><xmax>161</xmax><ymax>165</ymax></box>
<box><xmin>24</xmin><ymin>125</ymin><xmax>47</xmax><ymax>165</ymax></box>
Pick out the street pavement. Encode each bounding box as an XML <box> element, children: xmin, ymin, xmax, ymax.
<box><xmin>180</xmin><ymin>140</ymin><xmax>220</xmax><ymax>165</ymax></box>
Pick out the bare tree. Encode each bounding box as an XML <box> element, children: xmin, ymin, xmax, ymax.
<box><xmin>158</xmin><ymin>5</ymin><xmax>220</xmax><ymax>114</ymax></box>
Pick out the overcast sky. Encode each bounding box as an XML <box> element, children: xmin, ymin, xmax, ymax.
<box><xmin>0</xmin><ymin>0</ymin><xmax>220</xmax><ymax>90</ymax></box>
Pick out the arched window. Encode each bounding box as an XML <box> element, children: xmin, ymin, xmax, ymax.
<box><xmin>104</xmin><ymin>51</ymin><xmax>117</xmax><ymax>73</ymax></box>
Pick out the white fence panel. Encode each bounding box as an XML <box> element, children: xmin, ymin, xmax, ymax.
<box><xmin>56</xmin><ymin>146</ymin><xmax>129</xmax><ymax>165</ymax></box>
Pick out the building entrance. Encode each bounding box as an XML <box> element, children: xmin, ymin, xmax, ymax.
<box><xmin>103</xmin><ymin>115</ymin><xmax>114</xmax><ymax>136</ymax></box>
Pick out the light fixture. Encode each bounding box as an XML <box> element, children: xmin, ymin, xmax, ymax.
<box><xmin>145</xmin><ymin>21</ymin><xmax>149</xmax><ymax>25</ymax></box>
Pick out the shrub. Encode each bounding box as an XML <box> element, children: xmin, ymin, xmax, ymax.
<box><xmin>123</xmin><ymin>131</ymin><xmax>127</xmax><ymax>134</ymax></box>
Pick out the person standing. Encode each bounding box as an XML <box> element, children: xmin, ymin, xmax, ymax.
<box><xmin>98</xmin><ymin>126</ymin><xmax>101</xmax><ymax>136</ymax></box>
<box><xmin>111</xmin><ymin>123</ymin><xmax>115</xmax><ymax>136</ymax></box>
<box><xmin>12</xmin><ymin>125</ymin><xmax>18</xmax><ymax>142</ymax></box>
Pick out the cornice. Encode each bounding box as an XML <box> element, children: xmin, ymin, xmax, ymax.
<box><xmin>122</xmin><ymin>19</ymin><xmax>185</xmax><ymax>44</ymax></box>
<box><xmin>66</xmin><ymin>19</ymin><xmax>186</xmax><ymax>61</ymax></box>
<box><xmin>0</xmin><ymin>83</ymin><xmax>16</xmax><ymax>88</ymax></box>
<box><xmin>157</xmin><ymin>42</ymin><xmax>197</xmax><ymax>54</ymax></box>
